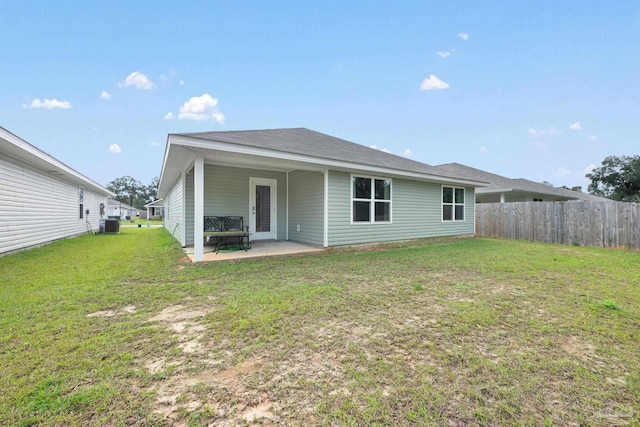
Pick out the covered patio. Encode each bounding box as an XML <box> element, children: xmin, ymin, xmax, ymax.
<box><xmin>183</xmin><ymin>240</ymin><xmax>324</xmax><ymax>262</ymax></box>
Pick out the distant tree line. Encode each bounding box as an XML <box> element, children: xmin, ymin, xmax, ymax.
<box><xmin>106</xmin><ymin>176</ymin><xmax>159</xmax><ymax>209</ymax></box>
<box><xmin>546</xmin><ymin>155</ymin><xmax>639</xmax><ymax>202</ymax></box>
<box><xmin>587</xmin><ymin>155</ymin><xmax>640</xmax><ymax>202</ymax></box>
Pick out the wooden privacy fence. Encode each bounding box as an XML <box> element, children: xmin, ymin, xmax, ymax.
<box><xmin>475</xmin><ymin>201</ymin><xmax>640</xmax><ymax>250</ymax></box>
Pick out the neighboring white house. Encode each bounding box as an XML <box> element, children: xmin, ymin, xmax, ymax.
<box><xmin>106</xmin><ymin>199</ymin><xmax>140</xmax><ymax>220</ymax></box>
<box><xmin>157</xmin><ymin>128</ymin><xmax>488</xmax><ymax>262</ymax></box>
<box><xmin>0</xmin><ymin>126</ymin><xmax>114</xmax><ymax>255</ymax></box>
<box><xmin>143</xmin><ymin>199</ymin><xmax>164</xmax><ymax>219</ymax></box>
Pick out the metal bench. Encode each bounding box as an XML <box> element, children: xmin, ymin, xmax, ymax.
<box><xmin>203</xmin><ymin>216</ymin><xmax>250</xmax><ymax>253</ymax></box>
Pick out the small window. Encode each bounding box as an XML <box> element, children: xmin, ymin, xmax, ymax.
<box><xmin>79</xmin><ymin>187</ymin><xmax>84</xmax><ymax>219</ymax></box>
<box><xmin>443</xmin><ymin>186</ymin><xmax>464</xmax><ymax>221</ymax></box>
<box><xmin>352</xmin><ymin>175</ymin><xmax>391</xmax><ymax>223</ymax></box>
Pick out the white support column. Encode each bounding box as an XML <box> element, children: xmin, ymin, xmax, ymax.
<box><xmin>194</xmin><ymin>157</ymin><xmax>204</xmax><ymax>262</ymax></box>
<box><xmin>323</xmin><ymin>169</ymin><xmax>329</xmax><ymax>247</ymax></box>
<box><xmin>500</xmin><ymin>193</ymin><xmax>506</xmax><ymax>203</ymax></box>
<box><xmin>286</xmin><ymin>171</ymin><xmax>289</xmax><ymax>241</ymax></box>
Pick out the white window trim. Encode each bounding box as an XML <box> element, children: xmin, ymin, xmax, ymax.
<box><xmin>442</xmin><ymin>186</ymin><xmax>465</xmax><ymax>222</ymax></box>
<box><xmin>350</xmin><ymin>174</ymin><xmax>392</xmax><ymax>224</ymax></box>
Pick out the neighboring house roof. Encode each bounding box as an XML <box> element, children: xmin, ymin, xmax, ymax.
<box><xmin>159</xmin><ymin>128</ymin><xmax>488</xmax><ymax>197</ymax></box>
<box><xmin>106</xmin><ymin>199</ymin><xmax>138</xmax><ymax>211</ymax></box>
<box><xmin>144</xmin><ymin>199</ymin><xmax>164</xmax><ymax>208</ymax></box>
<box><xmin>0</xmin><ymin>126</ymin><xmax>114</xmax><ymax>197</ymax></box>
<box><xmin>434</xmin><ymin>162</ymin><xmax>606</xmax><ymax>202</ymax></box>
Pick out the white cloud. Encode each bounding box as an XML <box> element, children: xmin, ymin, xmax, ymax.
<box><xmin>420</xmin><ymin>74</ymin><xmax>449</xmax><ymax>90</ymax></box>
<box><xmin>528</xmin><ymin>127</ymin><xmax>559</xmax><ymax>137</ymax></box>
<box><xmin>569</xmin><ymin>121</ymin><xmax>582</xmax><ymax>130</ymax></box>
<box><xmin>164</xmin><ymin>112</ymin><xmax>175</xmax><ymax>120</ymax></box>
<box><xmin>588</xmin><ymin>135</ymin><xmax>597</xmax><ymax>141</ymax></box>
<box><xmin>150</xmin><ymin>142</ymin><xmax>161</xmax><ymax>147</ymax></box>
<box><xmin>479</xmin><ymin>146</ymin><xmax>488</xmax><ymax>153</ymax></box>
<box><xmin>177</xmin><ymin>93</ymin><xmax>225</xmax><ymax>123</ymax></box>
<box><xmin>179</xmin><ymin>79</ymin><xmax>185</xmax><ymax>86</ymax></box>
<box><xmin>369</xmin><ymin>145</ymin><xmax>391</xmax><ymax>153</ymax></box>
<box><xmin>437</xmin><ymin>50</ymin><xmax>454</xmax><ymax>58</ymax></box>
<box><xmin>403</xmin><ymin>148</ymin><xmax>413</xmax><ymax>156</ymax></box>
<box><xmin>25</xmin><ymin>98</ymin><xmax>71</xmax><ymax>109</ymax></box>
<box><xmin>119</xmin><ymin>71</ymin><xmax>155</xmax><ymax>90</ymax></box>
<box><xmin>109</xmin><ymin>144</ymin><xmax>121</xmax><ymax>154</ymax></box>
<box><xmin>458</xmin><ymin>32</ymin><xmax>469</xmax><ymax>40</ymax></box>
<box><xmin>100</xmin><ymin>90</ymin><xmax>111</xmax><ymax>100</ymax></box>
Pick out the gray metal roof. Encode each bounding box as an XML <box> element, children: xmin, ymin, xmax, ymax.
<box><xmin>174</xmin><ymin>128</ymin><xmax>479</xmax><ymax>182</ymax></box>
<box><xmin>435</xmin><ymin>162</ymin><xmax>606</xmax><ymax>201</ymax></box>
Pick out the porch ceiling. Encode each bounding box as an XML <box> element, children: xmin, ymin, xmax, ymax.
<box><xmin>187</xmin><ymin>145</ymin><xmax>326</xmax><ymax>173</ymax></box>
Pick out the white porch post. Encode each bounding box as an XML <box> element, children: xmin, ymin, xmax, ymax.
<box><xmin>323</xmin><ymin>169</ymin><xmax>329</xmax><ymax>247</ymax></box>
<box><xmin>500</xmin><ymin>193</ymin><xmax>506</xmax><ymax>203</ymax></box>
<box><xmin>194</xmin><ymin>157</ymin><xmax>204</xmax><ymax>262</ymax></box>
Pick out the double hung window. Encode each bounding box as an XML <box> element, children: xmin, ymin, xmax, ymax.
<box><xmin>352</xmin><ymin>176</ymin><xmax>391</xmax><ymax>223</ymax></box>
<box><xmin>442</xmin><ymin>186</ymin><xmax>465</xmax><ymax>221</ymax></box>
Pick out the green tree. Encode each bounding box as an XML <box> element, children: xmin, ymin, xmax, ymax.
<box><xmin>133</xmin><ymin>177</ymin><xmax>158</xmax><ymax>208</ymax></box>
<box><xmin>106</xmin><ymin>176</ymin><xmax>143</xmax><ymax>208</ymax></box>
<box><xmin>107</xmin><ymin>176</ymin><xmax>160</xmax><ymax>209</ymax></box>
<box><xmin>586</xmin><ymin>155</ymin><xmax>640</xmax><ymax>202</ymax></box>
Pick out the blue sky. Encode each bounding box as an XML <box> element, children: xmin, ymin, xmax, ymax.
<box><xmin>2</xmin><ymin>1</ymin><xmax>639</xmax><ymax>190</ymax></box>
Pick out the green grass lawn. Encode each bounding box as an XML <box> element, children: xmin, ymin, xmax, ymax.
<box><xmin>1</xmin><ymin>229</ymin><xmax>638</xmax><ymax>426</ymax></box>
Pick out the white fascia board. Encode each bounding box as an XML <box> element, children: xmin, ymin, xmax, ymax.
<box><xmin>157</xmin><ymin>134</ymin><xmax>173</xmax><ymax>195</ymax></box>
<box><xmin>144</xmin><ymin>199</ymin><xmax>164</xmax><ymax>208</ymax></box>
<box><xmin>170</xmin><ymin>135</ymin><xmax>488</xmax><ymax>188</ymax></box>
<box><xmin>477</xmin><ymin>187</ymin><xmax>514</xmax><ymax>194</ymax></box>
<box><xmin>0</xmin><ymin>127</ymin><xmax>114</xmax><ymax>197</ymax></box>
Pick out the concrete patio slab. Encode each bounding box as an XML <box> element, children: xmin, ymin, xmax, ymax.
<box><xmin>184</xmin><ymin>240</ymin><xmax>324</xmax><ymax>262</ymax></box>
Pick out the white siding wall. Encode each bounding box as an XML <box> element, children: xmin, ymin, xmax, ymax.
<box><xmin>0</xmin><ymin>154</ymin><xmax>107</xmax><ymax>254</ymax></box>
<box><xmin>328</xmin><ymin>171</ymin><xmax>475</xmax><ymax>246</ymax></box>
<box><xmin>164</xmin><ymin>174</ymin><xmax>184</xmax><ymax>246</ymax></box>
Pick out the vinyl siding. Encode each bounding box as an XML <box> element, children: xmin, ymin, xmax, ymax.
<box><xmin>327</xmin><ymin>171</ymin><xmax>475</xmax><ymax>246</ymax></box>
<box><xmin>164</xmin><ymin>174</ymin><xmax>184</xmax><ymax>246</ymax></box>
<box><xmin>0</xmin><ymin>154</ymin><xmax>107</xmax><ymax>254</ymax></box>
<box><xmin>183</xmin><ymin>164</ymin><xmax>287</xmax><ymax>245</ymax></box>
<box><xmin>287</xmin><ymin>170</ymin><xmax>324</xmax><ymax>246</ymax></box>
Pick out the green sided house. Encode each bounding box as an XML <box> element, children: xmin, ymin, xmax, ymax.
<box><xmin>156</xmin><ymin>128</ymin><xmax>487</xmax><ymax>262</ymax></box>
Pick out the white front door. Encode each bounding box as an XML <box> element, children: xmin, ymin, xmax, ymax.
<box><xmin>249</xmin><ymin>177</ymin><xmax>277</xmax><ymax>240</ymax></box>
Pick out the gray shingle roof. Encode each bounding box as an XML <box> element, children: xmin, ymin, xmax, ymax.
<box><xmin>435</xmin><ymin>162</ymin><xmax>606</xmax><ymax>201</ymax></box>
<box><xmin>175</xmin><ymin>128</ymin><xmax>478</xmax><ymax>182</ymax></box>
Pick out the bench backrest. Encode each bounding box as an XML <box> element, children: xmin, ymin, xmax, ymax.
<box><xmin>204</xmin><ymin>216</ymin><xmax>245</xmax><ymax>232</ymax></box>
<box><xmin>223</xmin><ymin>216</ymin><xmax>244</xmax><ymax>232</ymax></box>
<box><xmin>204</xmin><ymin>216</ymin><xmax>222</xmax><ymax>232</ymax></box>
